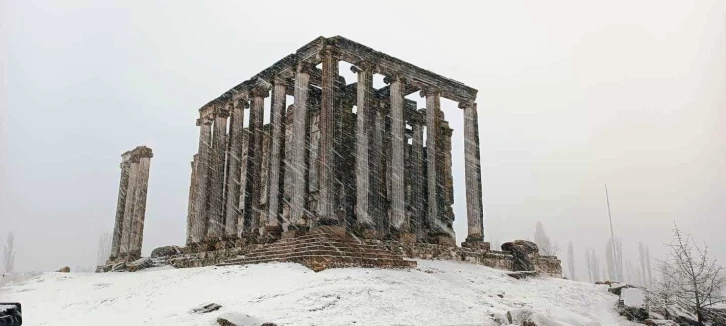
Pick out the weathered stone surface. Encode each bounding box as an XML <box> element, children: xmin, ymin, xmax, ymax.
<box><xmin>643</xmin><ymin>320</ymin><xmax>678</xmax><ymax>326</ymax></box>
<box><xmin>150</xmin><ymin>245</ymin><xmax>183</xmax><ymax>258</ymax></box>
<box><xmin>501</xmin><ymin>240</ymin><xmax>539</xmax><ymax>272</ymax></box>
<box><xmin>127</xmin><ymin>257</ymin><xmax>153</xmax><ymax>272</ymax></box>
<box><xmin>507</xmin><ymin>271</ymin><xmax>538</xmax><ymax>279</ymax></box>
<box><xmin>217</xmin><ymin>312</ymin><xmax>278</xmax><ymax>326</ymax></box>
<box><xmin>56</xmin><ymin>266</ymin><xmax>70</xmax><ymax>273</ymax></box>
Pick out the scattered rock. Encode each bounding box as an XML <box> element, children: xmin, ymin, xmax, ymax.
<box><xmin>151</xmin><ymin>245</ymin><xmax>183</xmax><ymax>258</ymax></box>
<box><xmin>643</xmin><ymin>320</ymin><xmax>678</xmax><ymax>326</ymax></box>
<box><xmin>110</xmin><ymin>262</ymin><xmax>127</xmax><ymax>272</ymax></box>
<box><xmin>191</xmin><ymin>303</ymin><xmax>222</xmax><ymax>314</ymax></box>
<box><xmin>505</xmin><ymin>308</ymin><xmax>561</xmax><ymax>326</ymax></box>
<box><xmin>607</xmin><ymin>283</ymin><xmax>634</xmax><ymax>296</ymax></box>
<box><xmin>56</xmin><ymin>266</ymin><xmax>70</xmax><ymax>273</ymax></box>
<box><xmin>507</xmin><ymin>271</ymin><xmax>539</xmax><ymax>279</ymax></box>
<box><xmin>217</xmin><ymin>312</ymin><xmax>277</xmax><ymax>326</ymax></box>
<box><xmin>127</xmin><ymin>257</ymin><xmax>153</xmax><ymax>272</ymax></box>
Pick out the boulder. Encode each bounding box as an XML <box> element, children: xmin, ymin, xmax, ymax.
<box><xmin>56</xmin><ymin>266</ymin><xmax>70</xmax><ymax>273</ymax></box>
<box><xmin>501</xmin><ymin>240</ymin><xmax>539</xmax><ymax>271</ymax></box>
<box><xmin>127</xmin><ymin>257</ymin><xmax>153</xmax><ymax>272</ymax></box>
<box><xmin>151</xmin><ymin>245</ymin><xmax>183</xmax><ymax>258</ymax></box>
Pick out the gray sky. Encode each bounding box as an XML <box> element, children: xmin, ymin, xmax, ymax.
<box><xmin>2</xmin><ymin>0</ymin><xmax>724</xmax><ymax>280</ymax></box>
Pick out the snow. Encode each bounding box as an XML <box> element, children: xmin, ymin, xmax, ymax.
<box><xmin>621</xmin><ymin>288</ymin><xmax>645</xmax><ymax>308</ymax></box>
<box><xmin>0</xmin><ymin>259</ymin><xmax>637</xmax><ymax>326</ymax></box>
<box><xmin>0</xmin><ymin>304</ymin><xmax>17</xmax><ymax>313</ymax></box>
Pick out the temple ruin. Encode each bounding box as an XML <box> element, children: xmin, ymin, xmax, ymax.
<box><xmin>108</xmin><ymin>146</ymin><xmax>153</xmax><ymax>262</ymax></box>
<box><xmin>99</xmin><ymin>36</ymin><xmax>562</xmax><ymax>276</ymax></box>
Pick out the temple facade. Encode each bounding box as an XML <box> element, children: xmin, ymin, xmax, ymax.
<box><xmin>186</xmin><ymin>36</ymin><xmax>484</xmax><ymax>248</ymax></box>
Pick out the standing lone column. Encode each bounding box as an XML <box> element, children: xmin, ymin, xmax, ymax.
<box><xmin>225</xmin><ymin>98</ymin><xmax>247</xmax><ymax>237</ymax></box>
<box><xmin>266</xmin><ymin>77</ymin><xmax>287</xmax><ymax>235</ymax></box>
<box><xmin>387</xmin><ymin>76</ymin><xmax>406</xmax><ymax>232</ymax></box>
<box><xmin>289</xmin><ymin>62</ymin><xmax>311</xmax><ymax>229</ymax></box>
<box><xmin>130</xmin><ymin>146</ymin><xmax>153</xmax><ymax>258</ymax></box>
<box><xmin>192</xmin><ymin>115</ymin><xmax>213</xmax><ymax>243</ymax></box>
<box><xmin>110</xmin><ymin>152</ymin><xmax>132</xmax><ymax>260</ymax></box>
<box><xmin>352</xmin><ymin>62</ymin><xmax>373</xmax><ymax>228</ymax></box>
<box><xmin>207</xmin><ymin>104</ymin><xmax>229</xmax><ymax>239</ymax></box>
<box><xmin>186</xmin><ymin>155</ymin><xmax>198</xmax><ymax>245</ymax></box>
<box><xmin>246</xmin><ymin>86</ymin><xmax>268</xmax><ymax>235</ymax></box>
<box><xmin>424</xmin><ymin>89</ymin><xmax>440</xmax><ymax>234</ymax></box>
<box><xmin>461</xmin><ymin>101</ymin><xmax>484</xmax><ymax>242</ymax></box>
<box><xmin>318</xmin><ymin>46</ymin><xmax>339</xmax><ymax>224</ymax></box>
<box><xmin>120</xmin><ymin>155</ymin><xmax>139</xmax><ymax>255</ymax></box>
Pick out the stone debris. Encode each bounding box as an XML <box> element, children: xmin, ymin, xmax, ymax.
<box><xmin>150</xmin><ymin>245</ymin><xmax>182</xmax><ymax>258</ymax></box>
<box><xmin>55</xmin><ymin>266</ymin><xmax>70</xmax><ymax>273</ymax></box>
<box><xmin>216</xmin><ymin>312</ymin><xmax>277</xmax><ymax>326</ymax></box>
<box><xmin>191</xmin><ymin>303</ymin><xmax>221</xmax><ymax>314</ymax></box>
<box><xmin>507</xmin><ymin>271</ymin><xmax>538</xmax><ymax>280</ymax></box>
<box><xmin>127</xmin><ymin>257</ymin><xmax>153</xmax><ymax>272</ymax></box>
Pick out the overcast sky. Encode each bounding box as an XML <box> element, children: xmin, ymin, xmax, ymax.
<box><xmin>2</xmin><ymin>0</ymin><xmax>724</xmax><ymax>280</ymax></box>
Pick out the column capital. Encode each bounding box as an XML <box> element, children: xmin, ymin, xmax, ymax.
<box><xmin>296</xmin><ymin>61</ymin><xmax>315</xmax><ymax>75</ymax></box>
<box><xmin>272</xmin><ymin>75</ymin><xmax>288</xmax><ymax>86</ymax></box>
<box><xmin>236</xmin><ymin>99</ymin><xmax>250</xmax><ymax>110</ymax></box>
<box><xmin>419</xmin><ymin>87</ymin><xmax>441</xmax><ymax>98</ymax></box>
<box><xmin>458</xmin><ymin>100</ymin><xmax>477</xmax><ymax>110</ymax></box>
<box><xmin>196</xmin><ymin>116</ymin><xmax>213</xmax><ymax>126</ymax></box>
<box><xmin>213</xmin><ymin>105</ymin><xmax>231</xmax><ymax>118</ymax></box>
<box><xmin>251</xmin><ymin>86</ymin><xmax>270</xmax><ymax>98</ymax></box>
<box><xmin>350</xmin><ymin>60</ymin><xmax>376</xmax><ymax>74</ymax></box>
<box><xmin>383</xmin><ymin>74</ymin><xmax>406</xmax><ymax>85</ymax></box>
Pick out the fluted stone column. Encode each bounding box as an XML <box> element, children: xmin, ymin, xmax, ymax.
<box><xmin>424</xmin><ymin>90</ymin><xmax>440</xmax><ymax>234</ymax></box>
<box><xmin>370</xmin><ymin>102</ymin><xmax>386</xmax><ymax>236</ymax></box>
<box><xmin>462</xmin><ymin>101</ymin><xmax>484</xmax><ymax>242</ymax></box>
<box><xmin>353</xmin><ymin>63</ymin><xmax>373</xmax><ymax>228</ymax></box>
<box><xmin>289</xmin><ymin>63</ymin><xmax>311</xmax><ymax>229</ymax></box>
<box><xmin>225</xmin><ymin>98</ymin><xmax>247</xmax><ymax>237</ymax></box>
<box><xmin>388</xmin><ymin>76</ymin><xmax>406</xmax><ymax>231</ymax></box>
<box><xmin>246</xmin><ymin>87</ymin><xmax>267</xmax><ymax>234</ymax></box>
<box><xmin>120</xmin><ymin>156</ymin><xmax>139</xmax><ymax>255</ymax></box>
<box><xmin>186</xmin><ymin>155</ymin><xmax>198</xmax><ymax>245</ymax></box>
<box><xmin>410</xmin><ymin>111</ymin><xmax>425</xmax><ymax>237</ymax></box>
<box><xmin>130</xmin><ymin>147</ymin><xmax>153</xmax><ymax>257</ymax></box>
<box><xmin>110</xmin><ymin>153</ymin><xmax>132</xmax><ymax>259</ymax></box>
<box><xmin>207</xmin><ymin>105</ymin><xmax>229</xmax><ymax>239</ymax></box>
<box><xmin>266</xmin><ymin>78</ymin><xmax>287</xmax><ymax>235</ymax></box>
<box><xmin>318</xmin><ymin>47</ymin><xmax>339</xmax><ymax>224</ymax></box>
<box><xmin>192</xmin><ymin>115</ymin><xmax>213</xmax><ymax>243</ymax></box>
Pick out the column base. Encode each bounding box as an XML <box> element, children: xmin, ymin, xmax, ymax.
<box><xmin>398</xmin><ymin>232</ymin><xmax>418</xmax><ymax>244</ymax></box>
<box><xmin>361</xmin><ymin>229</ymin><xmax>383</xmax><ymax>240</ymax></box>
<box><xmin>462</xmin><ymin>239</ymin><xmax>490</xmax><ymax>251</ymax></box>
<box><xmin>281</xmin><ymin>228</ymin><xmax>308</xmax><ymax>239</ymax></box>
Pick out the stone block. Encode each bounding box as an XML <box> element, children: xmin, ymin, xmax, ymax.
<box><xmin>151</xmin><ymin>245</ymin><xmax>183</xmax><ymax>258</ymax></box>
<box><xmin>399</xmin><ymin>233</ymin><xmax>417</xmax><ymax>244</ymax></box>
<box><xmin>281</xmin><ymin>229</ymin><xmax>307</xmax><ymax>239</ymax></box>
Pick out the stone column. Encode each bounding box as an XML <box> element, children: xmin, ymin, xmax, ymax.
<box><xmin>387</xmin><ymin>76</ymin><xmax>406</xmax><ymax>232</ymax></box>
<box><xmin>410</xmin><ymin>111</ymin><xmax>425</xmax><ymax>237</ymax></box>
<box><xmin>110</xmin><ymin>153</ymin><xmax>131</xmax><ymax>260</ymax></box>
<box><xmin>130</xmin><ymin>147</ymin><xmax>153</xmax><ymax>258</ymax></box>
<box><xmin>192</xmin><ymin>115</ymin><xmax>213</xmax><ymax>243</ymax></box>
<box><xmin>289</xmin><ymin>62</ymin><xmax>311</xmax><ymax>230</ymax></box>
<box><xmin>352</xmin><ymin>63</ymin><xmax>373</xmax><ymax>228</ymax></box>
<box><xmin>207</xmin><ymin>105</ymin><xmax>230</xmax><ymax>239</ymax></box>
<box><xmin>120</xmin><ymin>155</ymin><xmax>139</xmax><ymax>255</ymax></box>
<box><xmin>317</xmin><ymin>46</ymin><xmax>339</xmax><ymax>224</ymax></box>
<box><xmin>462</xmin><ymin>101</ymin><xmax>484</xmax><ymax>243</ymax></box>
<box><xmin>266</xmin><ymin>78</ymin><xmax>287</xmax><ymax>236</ymax></box>
<box><xmin>370</xmin><ymin>102</ymin><xmax>386</xmax><ymax>236</ymax></box>
<box><xmin>225</xmin><ymin>98</ymin><xmax>247</xmax><ymax>237</ymax></box>
<box><xmin>246</xmin><ymin>87</ymin><xmax>267</xmax><ymax>235</ymax></box>
<box><xmin>186</xmin><ymin>155</ymin><xmax>198</xmax><ymax>245</ymax></box>
<box><xmin>423</xmin><ymin>89</ymin><xmax>440</xmax><ymax>234</ymax></box>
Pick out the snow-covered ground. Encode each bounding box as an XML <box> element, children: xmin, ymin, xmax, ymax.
<box><xmin>0</xmin><ymin>259</ymin><xmax>636</xmax><ymax>326</ymax></box>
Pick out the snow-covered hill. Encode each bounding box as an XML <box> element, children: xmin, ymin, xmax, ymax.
<box><xmin>0</xmin><ymin>259</ymin><xmax>636</xmax><ymax>326</ymax></box>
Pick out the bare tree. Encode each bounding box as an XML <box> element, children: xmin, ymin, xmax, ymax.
<box><xmin>534</xmin><ymin>221</ymin><xmax>560</xmax><ymax>256</ymax></box>
<box><xmin>567</xmin><ymin>241</ymin><xmax>576</xmax><ymax>280</ymax></box>
<box><xmin>96</xmin><ymin>232</ymin><xmax>112</xmax><ymax>265</ymax></box>
<box><xmin>2</xmin><ymin>232</ymin><xmax>15</xmax><ymax>273</ymax></box>
<box><xmin>662</xmin><ymin>222</ymin><xmax>725</xmax><ymax>325</ymax></box>
<box><xmin>639</xmin><ymin>242</ymin><xmax>653</xmax><ymax>286</ymax></box>
<box><xmin>585</xmin><ymin>247</ymin><xmax>601</xmax><ymax>283</ymax></box>
<box><xmin>605</xmin><ymin>237</ymin><xmax>624</xmax><ymax>281</ymax></box>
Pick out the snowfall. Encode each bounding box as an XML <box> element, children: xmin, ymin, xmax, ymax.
<box><xmin>0</xmin><ymin>259</ymin><xmax>638</xmax><ymax>326</ymax></box>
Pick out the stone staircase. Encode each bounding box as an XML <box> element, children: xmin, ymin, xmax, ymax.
<box><xmin>218</xmin><ymin>227</ymin><xmax>417</xmax><ymax>272</ymax></box>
